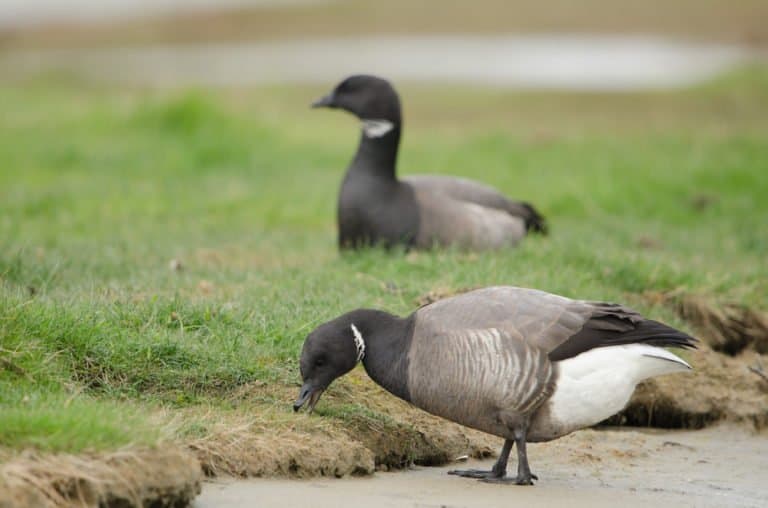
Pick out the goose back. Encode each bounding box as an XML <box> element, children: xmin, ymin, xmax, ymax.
<box><xmin>413</xmin><ymin>286</ymin><xmax>591</xmax><ymax>352</ymax></box>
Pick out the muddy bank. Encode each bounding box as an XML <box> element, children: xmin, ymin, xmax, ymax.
<box><xmin>0</xmin><ymin>446</ymin><xmax>201</xmax><ymax>508</ymax></box>
<box><xmin>195</xmin><ymin>426</ymin><xmax>768</xmax><ymax>508</ymax></box>
<box><xmin>187</xmin><ymin>371</ymin><xmax>498</xmax><ymax>479</ymax></box>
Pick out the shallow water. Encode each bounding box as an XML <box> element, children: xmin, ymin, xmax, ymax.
<box><xmin>0</xmin><ymin>35</ymin><xmax>755</xmax><ymax>90</ymax></box>
<box><xmin>195</xmin><ymin>427</ymin><xmax>768</xmax><ymax>508</ymax></box>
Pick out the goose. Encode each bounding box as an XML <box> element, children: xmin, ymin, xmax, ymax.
<box><xmin>311</xmin><ymin>75</ymin><xmax>547</xmax><ymax>250</ymax></box>
<box><xmin>294</xmin><ymin>286</ymin><xmax>696</xmax><ymax>485</ymax></box>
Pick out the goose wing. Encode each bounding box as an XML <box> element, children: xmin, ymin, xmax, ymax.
<box><xmin>413</xmin><ymin>286</ymin><xmax>696</xmax><ymax>361</ymax></box>
<box><xmin>404</xmin><ymin>175</ymin><xmax>547</xmax><ymax>234</ymax></box>
<box><xmin>409</xmin><ymin>186</ymin><xmax>526</xmax><ymax>249</ymax></box>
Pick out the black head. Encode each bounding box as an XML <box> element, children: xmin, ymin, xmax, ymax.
<box><xmin>311</xmin><ymin>74</ymin><xmax>401</xmax><ymax>122</ymax></box>
<box><xmin>293</xmin><ymin>313</ymin><xmax>364</xmax><ymax>413</ymax></box>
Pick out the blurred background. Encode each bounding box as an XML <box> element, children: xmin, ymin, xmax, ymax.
<box><xmin>1</xmin><ymin>0</ymin><xmax>766</xmax><ymax>89</ymax></box>
<box><xmin>1</xmin><ymin>2</ymin><xmax>768</xmax><ymax>500</ymax></box>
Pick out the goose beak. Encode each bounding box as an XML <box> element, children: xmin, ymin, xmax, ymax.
<box><xmin>293</xmin><ymin>383</ymin><xmax>325</xmax><ymax>414</ymax></box>
<box><xmin>311</xmin><ymin>93</ymin><xmax>335</xmax><ymax>109</ymax></box>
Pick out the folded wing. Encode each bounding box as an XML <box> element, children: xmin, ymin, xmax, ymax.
<box><xmin>405</xmin><ymin>174</ymin><xmax>547</xmax><ymax>234</ymax></box>
<box><xmin>413</xmin><ymin>286</ymin><xmax>697</xmax><ymax>361</ymax></box>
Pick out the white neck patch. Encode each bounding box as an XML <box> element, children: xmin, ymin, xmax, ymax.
<box><xmin>361</xmin><ymin>119</ymin><xmax>394</xmax><ymax>138</ymax></box>
<box><xmin>350</xmin><ymin>324</ymin><xmax>366</xmax><ymax>362</ymax></box>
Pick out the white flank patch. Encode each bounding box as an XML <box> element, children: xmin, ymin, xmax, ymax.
<box><xmin>548</xmin><ymin>344</ymin><xmax>691</xmax><ymax>431</ymax></box>
<box><xmin>350</xmin><ymin>323</ymin><xmax>366</xmax><ymax>362</ymax></box>
<box><xmin>361</xmin><ymin>119</ymin><xmax>394</xmax><ymax>138</ymax></box>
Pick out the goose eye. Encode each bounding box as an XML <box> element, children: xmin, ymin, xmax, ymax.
<box><xmin>314</xmin><ymin>358</ymin><xmax>325</xmax><ymax>367</ymax></box>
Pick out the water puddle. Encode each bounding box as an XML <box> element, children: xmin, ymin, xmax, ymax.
<box><xmin>0</xmin><ymin>35</ymin><xmax>756</xmax><ymax>90</ymax></box>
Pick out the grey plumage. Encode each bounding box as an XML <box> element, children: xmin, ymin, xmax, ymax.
<box><xmin>312</xmin><ymin>75</ymin><xmax>547</xmax><ymax>250</ymax></box>
<box><xmin>406</xmin><ymin>175</ymin><xmax>547</xmax><ymax>234</ymax></box>
<box><xmin>407</xmin><ymin>326</ymin><xmax>556</xmax><ymax>438</ymax></box>
<box><xmin>294</xmin><ymin>286</ymin><xmax>696</xmax><ymax>485</ymax></box>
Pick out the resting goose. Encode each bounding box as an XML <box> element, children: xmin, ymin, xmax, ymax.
<box><xmin>311</xmin><ymin>75</ymin><xmax>546</xmax><ymax>250</ymax></box>
<box><xmin>294</xmin><ymin>286</ymin><xmax>696</xmax><ymax>485</ymax></box>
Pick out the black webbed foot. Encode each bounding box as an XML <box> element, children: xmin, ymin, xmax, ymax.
<box><xmin>480</xmin><ymin>472</ymin><xmax>537</xmax><ymax>485</ymax></box>
<box><xmin>448</xmin><ymin>439</ymin><xmax>514</xmax><ymax>482</ymax></box>
<box><xmin>447</xmin><ymin>469</ymin><xmax>503</xmax><ymax>479</ymax></box>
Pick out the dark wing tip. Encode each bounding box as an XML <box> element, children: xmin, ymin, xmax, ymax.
<box><xmin>520</xmin><ymin>202</ymin><xmax>548</xmax><ymax>235</ymax></box>
<box><xmin>641</xmin><ymin>319</ymin><xmax>699</xmax><ymax>350</ymax></box>
<box><xmin>549</xmin><ymin>315</ymin><xmax>698</xmax><ymax>362</ymax></box>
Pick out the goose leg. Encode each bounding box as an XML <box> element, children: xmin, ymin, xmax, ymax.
<box><xmin>481</xmin><ymin>426</ymin><xmax>537</xmax><ymax>485</ymax></box>
<box><xmin>447</xmin><ymin>439</ymin><xmax>513</xmax><ymax>479</ymax></box>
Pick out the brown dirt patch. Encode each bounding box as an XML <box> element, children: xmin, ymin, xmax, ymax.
<box><xmin>0</xmin><ymin>446</ymin><xmax>201</xmax><ymax>508</ymax></box>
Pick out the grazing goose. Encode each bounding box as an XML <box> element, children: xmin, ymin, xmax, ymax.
<box><xmin>311</xmin><ymin>75</ymin><xmax>546</xmax><ymax>250</ymax></box>
<box><xmin>294</xmin><ymin>286</ymin><xmax>696</xmax><ymax>485</ymax></box>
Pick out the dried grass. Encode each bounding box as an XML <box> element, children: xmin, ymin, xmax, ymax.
<box><xmin>184</xmin><ymin>372</ymin><xmax>497</xmax><ymax>479</ymax></box>
<box><xmin>0</xmin><ymin>446</ymin><xmax>201</xmax><ymax>508</ymax></box>
<box><xmin>414</xmin><ymin>286</ymin><xmax>476</xmax><ymax>308</ymax></box>
<box><xmin>645</xmin><ymin>290</ymin><xmax>768</xmax><ymax>355</ymax></box>
<box><xmin>188</xmin><ymin>420</ymin><xmax>375</xmax><ymax>479</ymax></box>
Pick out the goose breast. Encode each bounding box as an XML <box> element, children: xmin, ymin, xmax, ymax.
<box><xmin>407</xmin><ymin>324</ymin><xmax>556</xmax><ymax>436</ymax></box>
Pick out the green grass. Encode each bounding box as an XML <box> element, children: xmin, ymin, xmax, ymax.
<box><xmin>1</xmin><ymin>67</ymin><xmax>767</xmax><ymax>454</ymax></box>
<box><xmin>0</xmin><ymin>393</ymin><xmax>157</xmax><ymax>453</ymax></box>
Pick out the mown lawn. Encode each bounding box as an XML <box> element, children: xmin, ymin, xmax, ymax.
<box><xmin>1</xmin><ymin>67</ymin><xmax>767</xmax><ymax>454</ymax></box>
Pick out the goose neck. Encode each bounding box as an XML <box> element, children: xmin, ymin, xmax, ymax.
<box><xmin>350</xmin><ymin>123</ymin><xmax>401</xmax><ymax>180</ymax></box>
<box><xmin>349</xmin><ymin>310</ymin><xmax>413</xmax><ymax>401</ymax></box>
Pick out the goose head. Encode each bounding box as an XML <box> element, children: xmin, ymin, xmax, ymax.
<box><xmin>293</xmin><ymin>315</ymin><xmax>363</xmax><ymax>413</ymax></box>
<box><xmin>311</xmin><ymin>74</ymin><xmax>402</xmax><ymax>126</ymax></box>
